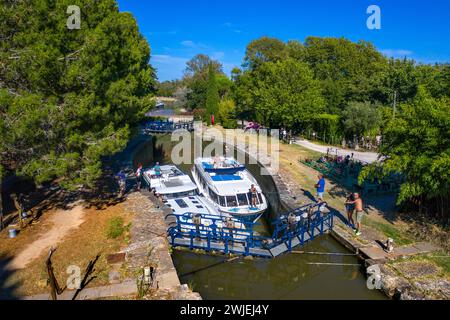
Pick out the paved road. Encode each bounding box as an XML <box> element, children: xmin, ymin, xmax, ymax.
<box><xmin>294</xmin><ymin>139</ymin><xmax>380</xmax><ymax>164</ymax></box>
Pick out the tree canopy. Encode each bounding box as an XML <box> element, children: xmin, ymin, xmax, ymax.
<box><xmin>0</xmin><ymin>0</ymin><xmax>156</xmax><ymax>189</ymax></box>
<box><xmin>360</xmin><ymin>88</ymin><xmax>450</xmax><ymax>218</ymax></box>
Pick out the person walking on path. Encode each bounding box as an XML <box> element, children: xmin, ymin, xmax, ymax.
<box><xmin>346</xmin><ymin>193</ymin><xmax>364</xmax><ymax>236</ymax></box>
<box><xmin>315</xmin><ymin>174</ymin><xmax>326</xmax><ymax>203</ymax></box>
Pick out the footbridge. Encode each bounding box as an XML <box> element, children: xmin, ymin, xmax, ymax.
<box><xmin>166</xmin><ymin>202</ymin><xmax>334</xmax><ymax>258</ymax></box>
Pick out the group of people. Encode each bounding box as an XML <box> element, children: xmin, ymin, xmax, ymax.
<box><xmin>115</xmin><ymin>162</ymin><xmax>151</xmax><ymax>198</ymax></box>
<box><xmin>315</xmin><ymin>173</ymin><xmax>365</xmax><ymax>236</ymax></box>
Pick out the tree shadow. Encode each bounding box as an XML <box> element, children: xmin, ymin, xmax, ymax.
<box><xmin>0</xmin><ymin>255</ymin><xmax>22</xmax><ymax>300</ymax></box>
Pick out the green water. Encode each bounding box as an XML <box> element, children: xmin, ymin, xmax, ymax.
<box><xmin>132</xmin><ymin>133</ymin><xmax>387</xmax><ymax>300</ymax></box>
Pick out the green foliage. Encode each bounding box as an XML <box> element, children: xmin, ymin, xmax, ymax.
<box><xmin>184</xmin><ymin>54</ymin><xmax>223</xmax><ymax>111</ymax></box>
<box><xmin>235</xmin><ymin>59</ymin><xmax>325</xmax><ymax>129</ymax></box>
<box><xmin>342</xmin><ymin>102</ymin><xmax>381</xmax><ymax>139</ymax></box>
<box><xmin>312</xmin><ymin>114</ymin><xmax>341</xmax><ymax>144</ymax></box>
<box><xmin>156</xmin><ymin>80</ymin><xmax>183</xmax><ymax>97</ymax></box>
<box><xmin>218</xmin><ymin>99</ymin><xmax>237</xmax><ymax>129</ymax></box>
<box><xmin>243</xmin><ymin>37</ymin><xmax>288</xmax><ymax>70</ymax></box>
<box><xmin>360</xmin><ymin>87</ymin><xmax>450</xmax><ymax>214</ymax></box>
<box><xmin>205</xmin><ymin>64</ymin><xmax>220</xmax><ymax>125</ymax></box>
<box><xmin>0</xmin><ymin>0</ymin><xmax>156</xmax><ymax>189</ymax></box>
<box><xmin>106</xmin><ymin>216</ymin><xmax>126</xmax><ymax>239</ymax></box>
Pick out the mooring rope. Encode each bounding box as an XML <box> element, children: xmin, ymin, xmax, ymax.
<box><xmin>292</xmin><ymin>251</ymin><xmax>357</xmax><ymax>256</ymax></box>
<box><xmin>306</xmin><ymin>262</ymin><xmax>361</xmax><ymax>266</ymax></box>
<box><xmin>179</xmin><ymin>256</ymin><xmax>242</xmax><ymax>278</ymax></box>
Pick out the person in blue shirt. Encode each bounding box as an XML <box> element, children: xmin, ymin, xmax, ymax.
<box><xmin>153</xmin><ymin>162</ymin><xmax>161</xmax><ymax>177</ymax></box>
<box><xmin>315</xmin><ymin>174</ymin><xmax>326</xmax><ymax>203</ymax></box>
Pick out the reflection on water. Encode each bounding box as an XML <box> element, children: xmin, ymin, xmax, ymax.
<box><xmin>173</xmin><ymin>235</ymin><xmax>386</xmax><ymax>300</ymax></box>
<box><xmin>132</xmin><ymin>133</ymin><xmax>386</xmax><ymax>300</ymax></box>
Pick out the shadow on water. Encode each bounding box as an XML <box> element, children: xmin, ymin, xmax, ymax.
<box><xmin>0</xmin><ymin>255</ymin><xmax>21</xmax><ymax>300</ymax></box>
<box><xmin>172</xmin><ymin>235</ymin><xmax>386</xmax><ymax>300</ymax></box>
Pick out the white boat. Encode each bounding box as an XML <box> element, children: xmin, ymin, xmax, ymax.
<box><xmin>142</xmin><ymin>165</ymin><xmax>197</xmax><ymax>198</ymax></box>
<box><xmin>142</xmin><ymin>164</ymin><xmax>245</xmax><ymax>231</ymax></box>
<box><xmin>192</xmin><ymin>157</ymin><xmax>268</xmax><ymax>222</ymax></box>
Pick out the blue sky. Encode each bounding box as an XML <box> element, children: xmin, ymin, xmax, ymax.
<box><xmin>117</xmin><ymin>0</ymin><xmax>450</xmax><ymax>81</ymax></box>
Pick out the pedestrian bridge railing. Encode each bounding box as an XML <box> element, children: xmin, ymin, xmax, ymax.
<box><xmin>166</xmin><ymin>202</ymin><xmax>334</xmax><ymax>258</ymax></box>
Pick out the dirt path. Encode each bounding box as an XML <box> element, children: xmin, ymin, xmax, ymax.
<box><xmin>8</xmin><ymin>205</ymin><xmax>85</xmax><ymax>270</ymax></box>
<box><xmin>294</xmin><ymin>139</ymin><xmax>380</xmax><ymax>164</ymax></box>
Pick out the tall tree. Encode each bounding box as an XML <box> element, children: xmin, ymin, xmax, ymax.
<box><xmin>183</xmin><ymin>54</ymin><xmax>222</xmax><ymax>110</ymax></box>
<box><xmin>243</xmin><ymin>37</ymin><xmax>287</xmax><ymax>70</ymax></box>
<box><xmin>250</xmin><ymin>59</ymin><xmax>325</xmax><ymax>129</ymax></box>
<box><xmin>0</xmin><ymin>0</ymin><xmax>156</xmax><ymax>198</ymax></box>
<box><xmin>341</xmin><ymin>102</ymin><xmax>382</xmax><ymax>140</ymax></box>
<box><xmin>360</xmin><ymin>87</ymin><xmax>450</xmax><ymax>219</ymax></box>
<box><xmin>205</xmin><ymin>64</ymin><xmax>220</xmax><ymax>125</ymax></box>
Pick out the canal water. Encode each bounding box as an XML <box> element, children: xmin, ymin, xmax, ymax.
<box><xmin>131</xmin><ymin>133</ymin><xmax>386</xmax><ymax>300</ymax></box>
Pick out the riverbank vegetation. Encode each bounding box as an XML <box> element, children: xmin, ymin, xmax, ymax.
<box><xmin>0</xmin><ymin>0</ymin><xmax>157</xmax><ymax>218</ymax></box>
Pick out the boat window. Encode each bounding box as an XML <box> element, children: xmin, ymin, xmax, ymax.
<box><xmin>258</xmin><ymin>193</ymin><xmax>264</xmax><ymax>204</ymax></box>
<box><xmin>209</xmin><ymin>189</ymin><xmax>218</xmax><ymax>203</ymax></box>
<box><xmin>219</xmin><ymin>196</ymin><xmax>226</xmax><ymax>207</ymax></box>
<box><xmin>237</xmin><ymin>193</ymin><xmax>249</xmax><ymax>206</ymax></box>
<box><xmin>226</xmin><ymin>196</ymin><xmax>238</xmax><ymax>207</ymax></box>
<box><xmin>175</xmin><ymin>199</ymin><xmax>189</xmax><ymax>208</ymax></box>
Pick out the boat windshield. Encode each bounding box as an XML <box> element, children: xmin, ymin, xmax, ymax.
<box><xmin>226</xmin><ymin>196</ymin><xmax>238</xmax><ymax>207</ymax></box>
<box><xmin>237</xmin><ymin>193</ymin><xmax>249</xmax><ymax>206</ymax></box>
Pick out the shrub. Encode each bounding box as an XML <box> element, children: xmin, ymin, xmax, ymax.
<box><xmin>106</xmin><ymin>217</ymin><xmax>125</xmax><ymax>239</ymax></box>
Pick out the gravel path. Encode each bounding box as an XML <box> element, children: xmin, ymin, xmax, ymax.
<box><xmin>294</xmin><ymin>139</ymin><xmax>380</xmax><ymax>164</ymax></box>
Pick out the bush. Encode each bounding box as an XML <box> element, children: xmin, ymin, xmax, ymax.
<box><xmin>106</xmin><ymin>217</ymin><xmax>126</xmax><ymax>239</ymax></box>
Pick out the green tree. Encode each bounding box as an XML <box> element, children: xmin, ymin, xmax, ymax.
<box><xmin>0</xmin><ymin>0</ymin><xmax>156</xmax><ymax>198</ymax></box>
<box><xmin>243</xmin><ymin>37</ymin><xmax>287</xmax><ymax>70</ymax></box>
<box><xmin>184</xmin><ymin>54</ymin><xmax>223</xmax><ymax>110</ymax></box>
<box><xmin>341</xmin><ymin>102</ymin><xmax>381</xmax><ymax>139</ymax></box>
<box><xmin>218</xmin><ymin>99</ymin><xmax>237</xmax><ymax>129</ymax></box>
<box><xmin>251</xmin><ymin>59</ymin><xmax>325</xmax><ymax>129</ymax></box>
<box><xmin>303</xmin><ymin>37</ymin><xmax>387</xmax><ymax>111</ymax></box>
<box><xmin>360</xmin><ymin>87</ymin><xmax>450</xmax><ymax>219</ymax></box>
<box><xmin>205</xmin><ymin>64</ymin><xmax>220</xmax><ymax>125</ymax></box>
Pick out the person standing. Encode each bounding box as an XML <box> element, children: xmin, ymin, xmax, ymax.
<box><xmin>250</xmin><ymin>184</ymin><xmax>258</xmax><ymax>208</ymax></box>
<box><xmin>346</xmin><ymin>193</ymin><xmax>364</xmax><ymax>236</ymax></box>
<box><xmin>315</xmin><ymin>174</ymin><xmax>326</xmax><ymax>203</ymax></box>
<box><xmin>116</xmin><ymin>170</ymin><xmax>127</xmax><ymax>198</ymax></box>
<box><xmin>225</xmin><ymin>218</ymin><xmax>235</xmax><ymax>242</ymax></box>
<box><xmin>153</xmin><ymin>162</ymin><xmax>161</xmax><ymax>177</ymax></box>
<box><xmin>345</xmin><ymin>193</ymin><xmax>355</xmax><ymax>229</ymax></box>
<box><xmin>135</xmin><ymin>163</ymin><xmax>143</xmax><ymax>191</ymax></box>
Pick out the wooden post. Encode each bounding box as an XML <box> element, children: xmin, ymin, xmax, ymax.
<box><xmin>46</xmin><ymin>248</ymin><xmax>63</xmax><ymax>300</ymax></box>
